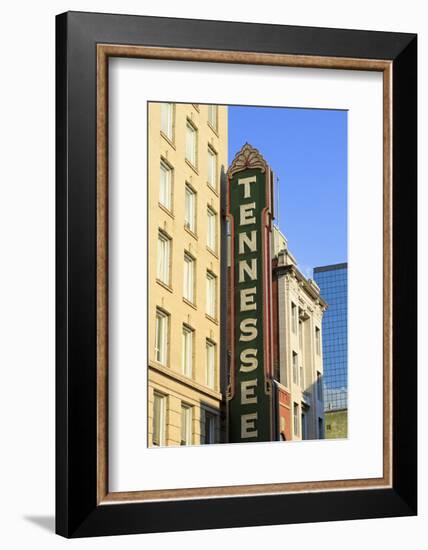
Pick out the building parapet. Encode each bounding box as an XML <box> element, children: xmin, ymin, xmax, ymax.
<box><xmin>273</xmin><ymin>263</ymin><xmax>328</xmax><ymax>309</ymax></box>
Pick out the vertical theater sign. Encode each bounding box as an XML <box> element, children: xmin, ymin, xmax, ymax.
<box><xmin>227</xmin><ymin>143</ymin><xmax>274</xmax><ymax>443</ymax></box>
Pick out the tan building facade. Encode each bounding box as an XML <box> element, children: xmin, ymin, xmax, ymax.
<box><xmin>147</xmin><ymin>102</ymin><xmax>228</xmax><ymax>446</ymax></box>
<box><xmin>272</xmin><ymin>226</ymin><xmax>327</xmax><ymax>440</ymax></box>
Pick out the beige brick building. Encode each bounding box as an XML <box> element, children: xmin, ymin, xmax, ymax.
<box><xmin>147</xmin><ymin>103</ymin><xmax>228</xmax><ymax>446</ymax></box>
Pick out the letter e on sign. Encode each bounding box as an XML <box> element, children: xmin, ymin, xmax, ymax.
<box><xmin>241</xmin><ymin>413</ymin><xmax>258</xmax><ymax>438</ymax></box>
<box><xmin>241</xmin><ymin>379</ymin><xmax>258</xmax><ymax>405</ymax></box>
<box><xmin>240</xmin><ymin>203</ymin><xmax>256</xmax><ymax>226</ymax></box>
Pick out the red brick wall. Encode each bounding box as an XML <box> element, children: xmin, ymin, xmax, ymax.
<box><xmin>272</xmin><ymin>259</ymin><xmax>292</xmax><ymax>440</ymax></box>
<box><xmin>278</xmin><ymin>387</ymin><xmax>292</xmax><ymax>441</ymax></box>
<box><xmin>272</xmin><ymin>258</ymin><xmax>279</xmax><ymax>380</ymax></box>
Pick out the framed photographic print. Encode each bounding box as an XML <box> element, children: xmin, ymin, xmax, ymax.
<box><xmin>56</xmin><ymin>11</ymin><xmax>417</xmax><ymax>538</ymax></box>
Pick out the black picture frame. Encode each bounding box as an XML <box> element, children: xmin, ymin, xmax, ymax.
<box><xmin>56</xmin><ymin>10</ymin><xmax>417</xmax><ymax>538</ymax></box>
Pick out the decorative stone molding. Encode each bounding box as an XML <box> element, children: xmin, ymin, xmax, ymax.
<box><xmin>273</xmin><ymin>263</ymin><xmax>328</xmax><ymax>308</ymax></box>
<box><xmin>227</xmin><ymin>142</ymin><xmax>269</xmax><ymax>177</ymax></box>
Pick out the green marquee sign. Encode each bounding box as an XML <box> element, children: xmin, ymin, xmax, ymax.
<box><xmin>227</xmin><ymin>144</ymin><xmax>274</xmax><ymax>443</ymax></box>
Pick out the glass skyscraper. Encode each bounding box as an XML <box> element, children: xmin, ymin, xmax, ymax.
<box><xmin>313</xmin><ymin>263</ymin><xmax>348</xmax><ymax>411</ymax></box>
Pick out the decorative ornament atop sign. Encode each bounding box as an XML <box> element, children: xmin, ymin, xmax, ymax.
<box><xmin>227</xmin><ymin>142</ymin><xmax>269</xmax><ymax>177</ymax></box>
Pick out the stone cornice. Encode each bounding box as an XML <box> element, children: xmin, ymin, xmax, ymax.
<box><xmin>149</xmin><ymin>361</ymin><xmax>224</xmax><ymax>402</ymax></box>
<box><xmin>274</xmin><ymin>263</ymin><xmax>328</xmax><ymax>309</ymax></box>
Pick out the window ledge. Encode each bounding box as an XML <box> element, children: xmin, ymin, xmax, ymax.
<box><xmin>156</xmin><ymin>279</ymin><xmax>173</xmax><ymax>293</ymax></box>
<box><xmin>208</xmin><ymin>122</ymin><xmax>219</xmax><ymax>137</ymax></box>
<box><xmin>185</xmin><ymin>159</ymin><xmax>199</xmax><ymax>175</ymax></box>
<box><xmin>184</xmin><ymin>226</ymin><xmax>198</xmax><ymax>240</ymax></box>
<box><xmin>207</xmin><ymin>246</ymin><xmax>219</xmax><ymax>259</ymax></box>
<box><xmin>160</xmin><ymin>131</ymin><xmax>176</xmax><ymax>149</ymax></box>
<box><xmin>158</xmin><ymin>203</ymin><xmax>174</xmax><ymax>219</ymax></box>
<box><xmin>207</xmin><ymin>183</ymin><xmax>219</xmax><ymax>197</ymax></box>
<box><xmin>205</xmin><ymin>314</ymin><xmax>219</xmax><ymax>325</ymax></box>
<box><xmin>152</xmin><ymin>359</ymin><xmax>168</xmax><ymax>369</ymax></box>
<box><xmin>183</xmin><ymin>297</ymin><xmax>197</xmax><ymax>310</ymax></box>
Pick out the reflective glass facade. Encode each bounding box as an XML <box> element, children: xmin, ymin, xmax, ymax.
<box><xmin>313</xmin><ymin>263</ymin><xmax>348</xmax><ymax>411</ymax></box>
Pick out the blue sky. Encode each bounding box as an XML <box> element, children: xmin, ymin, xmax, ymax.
<box><xmin>228</xmin><ymin>106</ymin><xmax>348</xmax><ymax>278</ymax></box>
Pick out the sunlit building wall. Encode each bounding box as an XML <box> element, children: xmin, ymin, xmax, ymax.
<box><xmin>147</xmin><ymin>103</ymin><xmax>228</xmax><ymax>447</ymax></box>
<box><xmin>272</xmin><ymin>226</ymin><xmax>327</xmax><ymax>441</ymax></box>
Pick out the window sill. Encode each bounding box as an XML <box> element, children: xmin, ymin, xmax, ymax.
<box><xmin>158</xmin><ymin>203</ymin><xmax>174</xmax><ymax>219</ymax></box>
<box><xmin>152</xmin><ymin>359</ymin><xmax>169</xmax><ymax>369</ymax></box>
<box><xmin>183</xmin><ymin>297</ymin><xmax>197</xmax><ymax>310</ymax></box>
<box><xmin>206</xmin><ymin>314</ymin><xmax>219</xmax><ymax>325</ymax></box>
<box><xmin>207</xmin><ymin>183</ymin><xmax>219</xmax><ymax>197</ymax></box>
<box><xmin>160</xmin><ymin>131</ymin><xmax>176</xmax><ymax>149</ymax></box>
<box><xmin>206</xmin><ymin>246</ymin><xmax>219</xmax><ymax>259</ymax></box>
<box><xmin>208</xmin><ymin>122</ymin><xmax>219</xmax><ymax>137</ymax></box>
<box><xmin>156</xmin><ymin>279</ymin><xmax>173</xmax><ymax>293</ymax></box>
<box><xmin>185</xmin><ymin>159</ymin><xmax>199</xmax><ymax>175</ymax></box>
<box><xmin>184</xmin><ymin>226</ymin><xmax>198</xmax><ymax>240</ymax></box>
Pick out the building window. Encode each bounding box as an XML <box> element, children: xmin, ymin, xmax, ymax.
<box><xmin>300</xmin><ymin>365</ymin><xmax>304</xmax><ymax>389</ymax></box>
<box><xmin>282</xmin><ymin>357</ymin><xmax>288</xmax><ymax>388</ymax></box>
<box><xmin>317</xmin><ymin>371</ymin><xmax>323</xmax><ymax>401</ymax></box>
<box><xmin>208</xmin><ymin>105</ymin><xmax>218</xmax><ymax>131</ymax></box>
<box><xmin>152</xmin><ymin>392</ymin><xmax>166</xmax><ymax>446</ymax></box>
<box><xmin>315</xmin><ymin>326</ymin><xmax>321</xmax><ymax>354</ymax></box>
<box><xmin>293</xmin><ymin>403</ymin><xmax>299</xmax><ymax>436</ymax></box>
<box><xmin>185</xmin><ymin>121</ymin><xmax>197</xmax><ymax>167</ymax></box>
<box><xmin>157</xmin><ymin>231</ymin><xmax>171</xmax><ymax>285</ymax></box>
<box><xmin>291</xmin><ymin>302</ymin><xmax>297</xmax><ymax>333</ymax></box>
<box><xmin>313</xmin><ymin>264</ymin><xmax>348</xmax><ymax>412</ymax></box>
<box><xmin>207</xmin><ymin>146</ymin><xmax>217</xmax><ymax>190</ymax></box>
<box><xmin>206</xmin><ymin>340</ymin><xmax>216</xmax><ymax>389</ymax></box>
<box><xmin>207</xmin><ymin>206</ymin><xmax>217</xmax><ymax>251</ymax></box>
<box><xmin>160</xmin><ymin>103</ymin><xmax>174</xmax><ymax>141</ymax></box>
<box><xmin>155</xmin><ymin>309</ymin><xmax>169</xmax><ymax>365</ymax></box>
<box><xmin>159</xmin><ymin>160</ymin><xmax>172</xmax><ymax>211</ymax></box>
<box><xmin>298</xmin><ymin>320</ymin><xmax>303</xmax><ymax>349</ymax></box>
<box><xmin>180</xmin><ymin>404</ymin><xmax>192</xmax><ymax>446</ymax></box>
<box><xmin>318</xmin><ymin>417</ymin><xmax>324</xmax><ymax>439</ymax></box>
<box><xmin>184</xmin><ymin>183</ymin><xmax>196</xmax><ymax>233</ymax></box>
<box><xmin>206</xmin><ymin>271</ymin><xmax>217</xmax><ymax>318</ymax></box>
<box><xmin>183</xmin><ymin>253</ymin><xmax>195</xmax><ymax>303</ymax></box>
<box><xmin>301</xmin><ymin>410</ymin><xmax>307</xmax><ymax>440</ymax></box>
<box><xmin>182</xmin><ymin>325</ymin><xmax>193</xmax><ymax>378</ymax></box>
<box><xmin>292</xmin><ymin>351</ymin><xmax>298</xmax><ymax>385</ymax></box>
<box><xmin>204</xmin><ymin>411</ymin><xmax>216</xmax><ymax>444</ymax></box>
